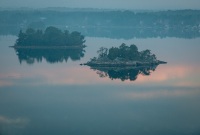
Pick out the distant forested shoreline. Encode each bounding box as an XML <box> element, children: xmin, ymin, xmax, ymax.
<box><xmin>0</xmin><ymin>9</ymin><xmax>200</xmax><ymax>38</ymax></box>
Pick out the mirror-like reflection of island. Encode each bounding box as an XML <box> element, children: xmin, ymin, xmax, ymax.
<box><xmin>14</xmin><ymin>48</ymin><xmax>85</xmax><ymax>64</ymax></box>
<box><xmin>91</xmin><ymin>65</ymin><xmax>157</xmax><ymax>81</ymax></box>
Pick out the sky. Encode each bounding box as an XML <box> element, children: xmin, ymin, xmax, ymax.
<box><xmin>0</xmin><ymin>0</ymin><xmax>200</xmax><ymax>10</ymax></box>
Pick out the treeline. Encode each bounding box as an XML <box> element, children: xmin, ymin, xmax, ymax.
<box><xmin>92</xmin><ymin>43</ymin><xmax>157</xmax><ymax>62</ymax></box>
<box><xmin>0</xmin><ymin>9</ymin><xmax>200</xmax><ymax>38</ymax></box>
<box><xmin>1</xmin><ymin>9</ymin><xmax>200</xmax><ymax>28</ymax></box>
<box><xmin>15</xmin><ymin>26</ymin><xmax>85</xmax><ymax>46</ymax></box>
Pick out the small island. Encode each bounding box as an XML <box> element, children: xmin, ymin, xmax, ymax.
<box><xmin>12</xmin><ymin>26</ymin><xmax>86</xmax><ymax>48</ymax></box>
<box><xmin>11</xmin><ymin>26</ymin><xmax>86</xmax><ymax>64</ymax></box>
<box><xmin>83</xmin><ymin>43</ymin><xmax>167</xmax><ymax>67</ymax></box>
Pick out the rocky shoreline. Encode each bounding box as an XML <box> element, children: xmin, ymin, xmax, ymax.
<box><xmin>82</xmin><ymin>60</ymin><xmax>167</xmax><ymax>67</ymax></box>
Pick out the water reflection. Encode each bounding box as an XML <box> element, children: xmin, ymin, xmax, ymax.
<box><xmin>14</xmin><ymin>48</ymin><xmax>85</xmax><ymax>64</ymax></box>
<box><xmin>0</xmin><ymin>115</ymin><xmax>29</xmax><ymax>135</ymax></box>
<box><xmin>91</xmin><ymin>65</ymin><xmax>158</xmax><ymax>81</ymax></box>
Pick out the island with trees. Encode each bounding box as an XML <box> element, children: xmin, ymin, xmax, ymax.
<box><xmin>83</xmin><ymin>43</ymin><xmax>167</xmax><ymax>67</ymax></box>
<box><xmin>11</xmin><ymin>26</ymin><xmax>86</xmax><ymax>64</ymax></box>
<box><xmin>82</xmin><ymin>43</ymin><xmax>166</xmax><ymax>81</ymax></box>
<box><xmin>13</xmin><ymin>26</ymin><xmax>86</xmax><ymax>48</ymax></box>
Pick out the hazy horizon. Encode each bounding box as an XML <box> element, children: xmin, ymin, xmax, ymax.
<box><xmin>0</xmin><ymin>0</ymin><xmax>200</xmax><ymax>10</ymax></box>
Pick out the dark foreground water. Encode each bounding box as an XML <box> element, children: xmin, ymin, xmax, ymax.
<box><xmin>0</xmin><ymin>35</ymin><xmax>200</xmax><ymax>135</ymax></box>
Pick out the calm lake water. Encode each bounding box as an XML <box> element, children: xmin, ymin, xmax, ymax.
<box><xmin>0</xmin><ymin>35</ymin><xmax>200</xmax><ymax>135</ymax></box>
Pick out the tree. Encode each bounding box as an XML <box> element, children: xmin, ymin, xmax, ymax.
<box><xmin>97</xmin><ymin>47</ymin><xmax>108</xmax><ymax>58</ymax></box>
<box><xmin>128</xmin><ymin>44</ymin><xmax>139</xmax><ymax>60</ymax></box>
<box><xmin>108</xmin><ymin>47</ymin><xmax>119</xmax><ymax>60</ymax></box>
<box><xmin>15</xmin><ymin>30</ymin><xmax>26</xmax><ymax>46</ymax></box>
<box><xmin>64</xmin><ymin>30</ymin><xmax>70</xmax><ymax>45</ymax></box>
<box><xmin>140</xmin><ymin>49</ymin><xmax>151</xmax><ymax>61</ymax></box>
<box><xmin>35</xmin><ymin>30</ymin><xmax>44</xmax><ymax>45</ymax></box>
<box><xmin>25</xmin><ymin>28</ymin><xmax>37</xmax><ymax>46</ymax></box>
<box><xmin>43</xmin><ymin>26</ymin><xmax>64</xmax><ymax>46</ymax></box>
<box><xmin>69</xmin><ymin>31</ymin><xmax>85</xmax><ymax>46</ymax></box>
<box><xmin>119</xmin><ymin>43</ymin><xmax>129</xmax><ymax>59</ymax></box>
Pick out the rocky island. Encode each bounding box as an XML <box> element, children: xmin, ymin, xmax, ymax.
<box><xmin>11</xmin><ymin>26</ymin><xmax>86</xmax><ymax>48</ymax></box>
<box><xmin>83</xmin><ymin>43</ymin><xmax>167</xmax><ymax>67</ymax></box>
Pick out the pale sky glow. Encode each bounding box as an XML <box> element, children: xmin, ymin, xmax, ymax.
<box><xmin>1</xmin><ymin>64</ymin><xmax>200</xmax><ymax>87</ymax></box>
<box><xmin>0</xmin><ymin>0</ymin><xmax>200</xmax><ymax>9</ymax></box>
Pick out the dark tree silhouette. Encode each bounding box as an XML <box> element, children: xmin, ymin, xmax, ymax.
<box><xmin>15</xmin><ymin>26</ymin><xmax>85</xmax><ymax>47</ymax></box>
<box><xmin>91</xmin><ymin>43</ymin><xmax>158</xmax><ymax>62</ymax></box>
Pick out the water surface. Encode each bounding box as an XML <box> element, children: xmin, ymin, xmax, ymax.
<box><xmin>0</xmin><ymin>35</ymin><xmax>200</xmax><ymax>135</ymax></box>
